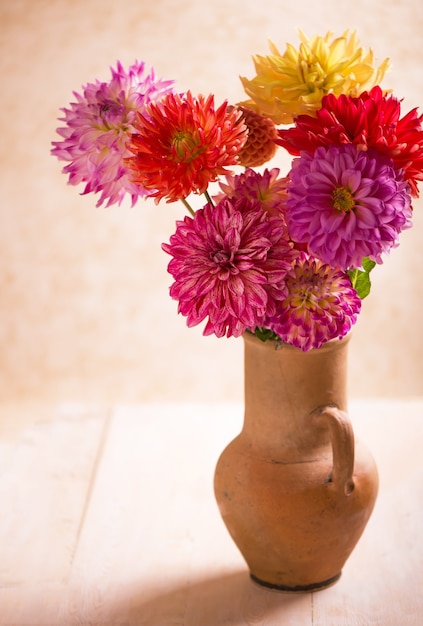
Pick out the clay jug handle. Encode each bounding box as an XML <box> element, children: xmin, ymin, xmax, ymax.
<box><xmin>313</xmin><ymin>405</ymin><xmax>355</xmax><ymax>496</ymax></box>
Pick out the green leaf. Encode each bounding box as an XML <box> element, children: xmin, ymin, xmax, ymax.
<box><xmin>253</xmin><ymin>327</ymin><xmax>280</xmax><ymax>342</ymax></box>
<box><xmin>348</xmin><ymin>258</ymin><xmax>377</xmax><ymax>300</ymax></box>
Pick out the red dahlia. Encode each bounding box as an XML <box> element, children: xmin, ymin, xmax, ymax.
<box><xmin>277</xmin><ymin>86</ymin><xmax>423</xmax><ymax>197</ymax></box>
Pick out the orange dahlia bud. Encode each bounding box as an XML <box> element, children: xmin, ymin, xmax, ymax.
<box><xmin>236</xmin><ymin>106</ymin><xmax>278</xmax><ymax>167</ymax></box>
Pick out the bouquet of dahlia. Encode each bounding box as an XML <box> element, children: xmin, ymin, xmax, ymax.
<box><xmin>52</xmin><ymin>30</ymin><xmax>423</xmax><ymax>351</ymax></box>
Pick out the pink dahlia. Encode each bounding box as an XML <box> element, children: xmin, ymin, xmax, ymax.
<box><xmin>264</xmin><ymin>254</ymin><xmax>361</xmax><ymax>351</ymax></box>
<box><xmin>51</xmin><ymin>61</ymin><xmax>175</xmax><ymax>207</ymax></box>
<box><xmin>286</xmin><ymin>144</ymin><xmax>412</xmax><ymax>269</ymax></box>
<box><xmin>277</xmin><ymin>86</ymin><xmax>423</xmax><ymax>197</ymax></box>
<box><xmin>126</xmin><ymin>92</ymin><xmax>248</xmax><ymax>203</ymax></box>
<box><xmin>215</xmin><ymin>168</ymin><xmax>289</xmax><ymax>221</ymax></box>
<box><xmin>161</xmin><ymin>196</ymin><xmax>296</xmax><ymax>338</ymax></box>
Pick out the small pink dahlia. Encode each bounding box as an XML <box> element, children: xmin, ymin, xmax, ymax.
<box><xmin>51</xmin><ymin>60</ymin><xmax>175</xmax><ymax>207</ymax></box>
<box><xmin>215</xmin><ymin>168</ymin><xmax>289</xmax><ymax>223</ymax></box>
<box><xmin>162</xmin><ymin>196</ymin><xmax>296</xmax><ymax>338</ymax></box>
<box><xmin>264</xmin><ymin>254</ymin><xmax>362</xmax><ymax>351</ymax></box>
<box><xmin>286</xmin><ymin>144</ymin><xmax>412</xmax><ymax>269</ymax></box>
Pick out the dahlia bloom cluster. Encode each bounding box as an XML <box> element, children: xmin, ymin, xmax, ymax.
<box><xmin>52</xmin><ymin>30</ymin><xmax>422</xmax><ymax>350</ymax></box>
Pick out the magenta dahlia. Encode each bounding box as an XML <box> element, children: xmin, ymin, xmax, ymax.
<box><xmin>286</xmin><ymin>144</ymin><xmax>412</xmax><ymax>269</ymax></box>
<box><xmin>264</xmin><ymin>253</ymin><xmax>362</xmax><ymax>351</ymax></box>
<box><xmin>51</xmin><ymin>61</ymin><xmax>175</xmax><ymax>207</ymax></box>
<box><xmin>161</xmin><ymin>196</ymin><xmax>296</xmax><ymax>338</ymax></box>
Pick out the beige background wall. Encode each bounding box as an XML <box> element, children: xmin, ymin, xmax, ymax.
<box><xmin>1</xmin><ymin>0</ymin><xmax>422</xmax><ymax>406</ymax></box>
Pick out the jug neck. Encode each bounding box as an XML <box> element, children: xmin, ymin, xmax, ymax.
<box><xmin>242</xmin><ymin>332</ymin><xmax>351</xmax><ymax>455</ymax></box>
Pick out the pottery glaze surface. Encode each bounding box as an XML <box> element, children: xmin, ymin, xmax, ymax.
<box><xmin>214</xmin><ymin>332</ymin><xmax>379</xmax><ymax>591</ymax></box>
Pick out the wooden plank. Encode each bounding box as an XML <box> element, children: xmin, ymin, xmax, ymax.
<box><xmin>0</xmin><ymin>401</ymin><xmax>421</xmax><ymax>624</ymax></box>
<box><xmin>0</xmin><ymin>583</ymin><xmax>65</xmax><ymax>624</ymax></box>
<box><xmin>0</xmin><ymin>404</ymin><xmax>109</xmax><ymax>622</ymax></box>
<box><xmin>66</xmin><ymin>404</ymin><xmax>313</xmax><ymax>625</ymax></box>
<box><xmin>312</xmin><ymin>399</ymin><xmax>423</xmax><ymax>626</ymax></box>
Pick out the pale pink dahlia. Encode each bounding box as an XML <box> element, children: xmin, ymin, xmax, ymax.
<box><xmin>286</xmin><ymin>144</ymin><xmax>412</xmax><ymax>269</ymax></box>
<box><xmin>51</xmin><ymin>61</ymin><xmax>175</xmax><ymax>207</ymax></box>
<box><xmin>162</xmin><ymin>197</ymin><xmax>296</xmax><ymax>338</ymax></box>
<box><xmin>264</xmin><ymin>254</ymin><xmax>361</xmax><ymax>351</ymax></box>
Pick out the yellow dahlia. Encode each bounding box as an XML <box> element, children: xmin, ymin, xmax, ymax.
<box><xmin>240</xmin><ymin>30</ymin><xmax>390</xmax><ymax>125</ymax></box>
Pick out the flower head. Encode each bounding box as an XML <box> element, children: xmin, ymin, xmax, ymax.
<box><xmin>240</xmin><ymin>30</ymin><xmax>389</xmax><ymax>124</ymax></box>
<box><xmin>51</xmin><ymin>61</ymin><xmax>175</xmax><ymax>207</ymax></box>
<box><xmin>277</xmin><ymin>86</ymin><xmax>423</xmax><ymax>197</ymax></box>
<box><xmin>215</xmin><ymin>168</ymin><xmax>289</xmax><ymax>221</ymax></box>
<box><xmin>264</xmin><ymin>253</ymin><xmax>361</xmax><ymax>351</ymax></box>
<box><xmin>235</xmin><ymin>106</ymin><xmax>278</xmax><ymax>167</ymax></box>
<box><xmin>162</xmin><ymin>196</ymin><xmax>296</xmax><ymax>338</ymax></box>
<box><xmin>286</xmin><ymin>144</ymin><xmax>412</xmax><ymax>269</ymax></box>
<box><xmin>125</xmin><ymin>92</ymin><xmax>248</xmax><ymax>203</ymax></box>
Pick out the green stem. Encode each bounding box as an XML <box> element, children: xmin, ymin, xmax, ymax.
<box><xmin>204</xmin><ymin>189</ymin><xmax>215</xmax><ymax>207</ymax></box>
<box><xmin>181</xmin><ymin>198</ymin><xmax>195</xmax><ymax>217</ymax></box>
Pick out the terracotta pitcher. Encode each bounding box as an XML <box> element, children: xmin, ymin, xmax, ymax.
<box><xmin>214</xmin><ymin>331</ymin><xmax>378</xmax><ymax>591</ymax></box>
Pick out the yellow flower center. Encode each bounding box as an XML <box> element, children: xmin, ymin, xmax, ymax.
<box><xmin>332</xmin><ymin>187</ymin><xmax>355</xmax><ymax>212</ymax></box>
<box><xmin>171</xmin><ymin>131</ymin><xmax>202</xmax><ymax>162</ymax></box>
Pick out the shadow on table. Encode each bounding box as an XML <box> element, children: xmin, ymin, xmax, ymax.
<box><xmin>125</xmin><ymin>569</ymin><xmax>311</xmax><ymax>625</ymax></box>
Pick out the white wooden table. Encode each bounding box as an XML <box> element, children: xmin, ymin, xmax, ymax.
<box><xmin>0</xmin><ymin>399</ymin><xmax>422</xmax><ymax>625</ymax></box>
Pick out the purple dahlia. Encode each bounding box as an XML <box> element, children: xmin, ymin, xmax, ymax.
<box><xmin>286</xmin><ymin>144</ymin><xmax>412</xmax><ymax>269</ymax></box>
